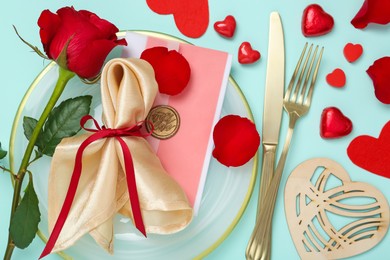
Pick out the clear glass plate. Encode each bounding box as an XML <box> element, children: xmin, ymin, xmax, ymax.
<box><xmin>10</xmin><ymin>32</ymin><xmax>258</xmax><ymax>260</ymax></box>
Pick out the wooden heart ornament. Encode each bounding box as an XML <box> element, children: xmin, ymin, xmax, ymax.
<box><xmin>146</xmin><ymin>0</ymin><xmax>209</xmax><ymax>38</ymax></box>
<box><xmin>285</xmin><ymin>158</ymin><xmax>389</xmax><ymax>260</ymax></box>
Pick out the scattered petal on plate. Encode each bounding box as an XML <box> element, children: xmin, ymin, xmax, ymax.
<box><xmin>366</xmin><ymin>56</ymin><xmax>390</xmax><ymax>104</ymax></box>
<box><xmin>347</xmin><ymin>120</ymin><xmax>390</xmax><ymax>178</ymax></box>
<box><xmin>351</xmin><ymin>0</ymin><xmax>390</xmax><ymax>29</ymax></box>
<box><xmin>213</xmin><ymin>115</ymin><xmax>260</xmax><ymax>167</ymax></box>
<box><xmin>320</xmin><ymin>107</ymin><xmax>353</xmax><ymax>139</ymax></box>
<box><xmin>326</xmin><ymin>68</ymin><xmax>346</xmax><ymax>88</ymax></box>
<box><xmin>238</xmin><ymin>42</ymin><xmax>261</xmax><ymax>64</ymax></box>
<box><xmin>214</xmin><ymin>15</ymin><xmax>236</xmax><ymax>38</ymax></box>
<box><xmin>141</xmin><ymin>47</ymin><xmax>191</xmax><ymax>95</ymax></box>
<box><xmin>343</xmin><ymin>43</ymin><xmax>363</xmax><ymax>63</ymax></box>
<box><xmin>301</xmin><ymin>4</ymin><xmax>334</xmax><ymax>37</ymax></box>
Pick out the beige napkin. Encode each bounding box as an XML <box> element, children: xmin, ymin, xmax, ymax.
<box><xmin>48</xmin><ymin>58</ymin><xmax>193</xmax><ymax>253</ymax></box>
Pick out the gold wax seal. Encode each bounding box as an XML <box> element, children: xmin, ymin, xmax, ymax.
<box><xmin>146</xmin><ymin>105</ymin><xmax>180</xmax><ymax>139</ymax></box>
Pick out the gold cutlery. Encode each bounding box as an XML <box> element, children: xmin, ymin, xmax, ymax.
<box><xmin>246</xmin><ymin>11</ymin><xmax>285</xmax><ymax>260</ymax></box>
<box><xmin>246</xmin><ymin>43</ymin><xmax>324</xmax><ymax>260</ymax></box>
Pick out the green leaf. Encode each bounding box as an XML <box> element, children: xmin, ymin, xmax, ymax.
<box><xmin>40</xmin><ymin>95</ymin><xmax>92</xmax><ymax>156</ymax></box>
<box><xmin>23</xmin><ymin>116</ymin><xmax>44</xmax><ymax>150</ymax></box>
<box><xmin>9</xmin><ymin>177</ymin><xmax>41</xmax><ymax>249</ymax></box>
<box><xmin>0</xmin><ymin>142</ymin><xmax>6</xmax><ymax>159</ymax></box>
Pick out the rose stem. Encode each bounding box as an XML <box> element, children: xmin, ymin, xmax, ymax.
<box><xmin>4</xmin><ymin>67</ymin><xmax>75</xmax><ymax>260</ymax></box>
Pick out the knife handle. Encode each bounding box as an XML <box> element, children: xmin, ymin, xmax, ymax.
<box><xmin>256</xmin><ymin>144</ymin><xmax>276</xmax><ymax>218</ymax></box>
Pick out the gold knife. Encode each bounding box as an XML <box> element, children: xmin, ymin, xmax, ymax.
<box><xmin>245</xmin><ymin>12</ymin><xmax>285</xmax><ymax>260</ymax></box>
<box><xmin>257</xmin><ymin>12</ymin><xmax>285</xmax><ymax>217</ymax></box>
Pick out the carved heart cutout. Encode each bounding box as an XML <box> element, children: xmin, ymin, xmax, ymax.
<box><xmin>347</xmin><ymin>121</ymin><xmax>390</xmax><ymax>178</ymax></box>
<box><xmin>285</xmin><ymin>158</ymin><xmax>389</xmax><ymax>260</ymax></box>
<box><xmin>146</xmin><ymin>0</ymin><xmax>209</xmax><ymax>38</ymax></box>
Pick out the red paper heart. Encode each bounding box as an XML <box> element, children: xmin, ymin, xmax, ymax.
<box><xmin>347</xmin><ymin>121</ymin><xmax>390</xmax><ymax>178</ymax></box>
<box><xmin>238</xmin><ymin>42</ymin><xmax>260</xmax><ymax>64</ymax></box>
<box><xmin>320</xmin><ymin>107</ymin><xmax>353</xmax><ymax>139</ymax></box>
<box><xmin>326</xmin><ymin>68</ymin><xmax>346</xmax><ymax>88</ymax></box>
<box><xmin>146</xmin><ymin>0</ymin><xmax>209</xmax><ymax>38</ymax></box>
<box><xmin>214</xmin><ymin>15</ymin><xmax>236</xmax><ymax>38</ymax></box>
<box><xmin>302</xmin><ymin>4</ymin><xmax>334</xmax><ymax>37</ymax></box>
<box><xmin>344</xmin><ymin>43</ymin><xmax>363</xmax><ymax>63</ymax></box>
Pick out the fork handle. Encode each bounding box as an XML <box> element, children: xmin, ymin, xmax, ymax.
<box><xmin>247</xmin><ymin>113</ymin><xmax>297</xmax><ymax>260</ymax></box>
<box><xmin>245</xmin><ymin>144</ymin><xmax>275</xmax><ymax>259</ymax></box>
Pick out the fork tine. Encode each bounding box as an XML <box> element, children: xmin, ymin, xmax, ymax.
<box><xmin>284</xmin><ymin>43</ymin><xmax>308</xmax><ymax>102</ymax></box>
<box><xmin>304</xmin><ymin>46</ymin><xmax>324</xmax><ymax>107</ymax></box>
<box><xmin>297</xmin><ymin>45</ymin><xmax>318</xmax><ymax>104</ymax></box>
<box><xmin>291</xmin><ymin>44</ymin><xmax>313</xmax><ymax>103</ymax></box>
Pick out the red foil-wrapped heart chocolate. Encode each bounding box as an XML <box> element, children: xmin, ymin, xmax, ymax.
<box><xmin>238</xmin><ymin>42</ymin><xmax>261</xmax><ymax>64</ymax></box>
<box><xmin>302</xmin><ymin>4</ymin><xmax>334</xmax><ymax>37</ymax></box>
<box><xmin>214</xmin><ymin>15</ymin><xmax>236</xmax><ymax>38</ymax></box>
<box><xmin>320</xmin><ymin>107</ymin><xmax>353</xmax><ymax>139</ymax></box>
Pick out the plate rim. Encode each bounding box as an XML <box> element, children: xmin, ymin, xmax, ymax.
<box><xmin>9</xmin><ymin>30</ymin><xmax>258</xmax><ymax>260</ymax></box>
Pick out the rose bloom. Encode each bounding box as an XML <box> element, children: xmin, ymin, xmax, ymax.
<box><xmin>38</xmin><ymin>6</ymin><xmax>127</xmax><ymax>79</ymax></box>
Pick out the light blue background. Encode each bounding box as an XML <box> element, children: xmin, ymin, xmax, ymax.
<box><xmin>1</xmin><ymin>0</ymin><xmax>389</xmax><ymax>259</ymax></box>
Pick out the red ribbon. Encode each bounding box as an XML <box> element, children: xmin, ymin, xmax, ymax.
<box><xmin>40</xmin><ymin>115</ymin><xmax>152</xmax><ymax>259</ymax></box>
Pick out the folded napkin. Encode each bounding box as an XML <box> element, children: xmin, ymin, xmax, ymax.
<box><xmin>46</xmin><ymin>58</ymin><xmax>193</xmax><ymax>254</ymax></box>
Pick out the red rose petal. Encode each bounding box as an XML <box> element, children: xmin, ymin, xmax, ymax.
<box><xmin>212</xmin><ymin>115</ymin><xmax>260</xmax><ymax>167</ymax></box>
<box><xmin>366</xmin><ymin>56</ymin><xmax>390</xmax><ymax>104</ymax></box>
<box><xmin>351</xmin><ymin>0</ymin><xmax>390</xmax><ymax>29</ymax></box>
<box><xmin>141</xmin><ymin>47</ymin><xmax>191</xmax><ymax>95</ymax></box>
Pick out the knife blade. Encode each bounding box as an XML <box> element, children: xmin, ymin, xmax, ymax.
<box><xmin>257</xmin><ymin>12</ymin><xmax>285</xmax><ymax>216</ymax></box>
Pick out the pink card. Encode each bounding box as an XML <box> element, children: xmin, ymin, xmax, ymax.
<box><xmin>121</xmin><ymin>32</ymin><xmax>232</xmax><ymax>213</ymax></box>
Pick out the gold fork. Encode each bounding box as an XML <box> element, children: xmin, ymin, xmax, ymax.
<box><xmin>245</xmin><ymin>43</ymin><xmax>324</xmax><ymax>260</ymax></box>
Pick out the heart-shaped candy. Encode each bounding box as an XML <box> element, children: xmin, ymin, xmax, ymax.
<box><xmin>238</xmin><ymin>42</ymin><xmax>260</xmax><ymax>64</ymax></box>
<box><xmin>326</xmin><ymin>68</ymin><xmax>346</xmax><ymax>88</ymax></box>
<box><xmin>146</xmin><ymin>0</ymin><xmax>209</xmax><ymax>38</ymax></box>
<box><xmin>285</xmin><ymin>158</ymin><xmax>389</xmax><ymax>260</ymax></box>
<box><xmin>347</xmin><ymin>120</ymin><xmax>390</xmax><ymax>178</ymax></box>
<box><xmin>344</xmin><ymin>43</ymin><xmax>363</xmax><ymax>63</ymax></box>
<box><xmin>302</xmin><ymin>4</ymin><xmax>334</xmax><ymax>37</ymax></box>
<box><xmin>214</xmin><ymin>15</ymin><xmax>236</xmax><ymax>38</ymax></box>
<box><xmin>320</xmin><ymin>107</ymin><xmax>353</xmax><ymax>139</ymax></box>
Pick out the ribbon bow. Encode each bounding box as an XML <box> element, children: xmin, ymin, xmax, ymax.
<box><xmin>40</xmin><ymin>115</ymin><xmax>153</xmax><ymax>258</ymax></box>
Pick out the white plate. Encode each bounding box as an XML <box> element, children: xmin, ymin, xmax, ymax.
<box><xmin>10</xmin><ymin>32</ymin><xmax>258</xmax><ymax>259</ymax></box>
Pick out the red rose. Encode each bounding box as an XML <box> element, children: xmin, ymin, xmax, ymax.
<box><xmin>38</xmin><ymin>6</ymin><xmax>127</xmax><ymax>79</ymax></box>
